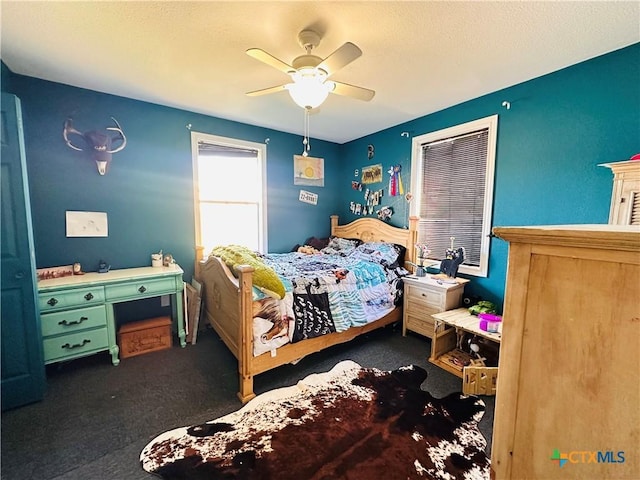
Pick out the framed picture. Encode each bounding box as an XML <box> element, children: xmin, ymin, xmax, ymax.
<box><xmin>361</xmin><ymin>164</ymin><xmax>383</xmax><ymax>184</ymax></box>
<box><xmin>65</xmin><ymin>211</ymin><xmax>108</xmax><ymax>237</ymax></box>
<box><xmin>293</xmin><ymin>155</ymin><xmax>324</xmax><ymax>186</ymax></box>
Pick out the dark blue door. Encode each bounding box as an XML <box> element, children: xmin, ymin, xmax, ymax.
<box><xmin>1</xmin><ymin>92</ymin><xmax>46</xmax><ymax>410</ymax></box>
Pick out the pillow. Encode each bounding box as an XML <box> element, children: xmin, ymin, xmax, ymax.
<box><xmin>210</xmin><ymin>245</ymin><xmax>285</xmax><ymax>299</ymax></box>
<box><xmin>304</xmin><ymin>236</ymin><xmax>330</xmax><ymax>251</ymax></box>
<box><xmin>291</xmin><ymin>237</ymin><xmax>329</xmax><ymax>252</ymax></box>
<box><xmin>389</xmin><ymin>243</ymin><xmax>407</xmax><ymax>269</ymax></box>
<box><xmin>349</xmin><ymin>242</ymin><xmax>403</xmax><ymax>268</ymax></box>
<box><xmin>320</xmin><ymin>236</ymin><xmax>362</xmax><ymax>256</ymax></box>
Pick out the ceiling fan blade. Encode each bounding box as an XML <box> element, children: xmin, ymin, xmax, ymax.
<box><xmin>329</xmin><ymin>81</ymin><xmax>375</xmax><ymax>101</ymax></box>
<box><xmin>317</xmin><ymin>42</ymin><xmax>362</xmax><ymax>76</ymax></box>
<box><xmin>246</xmin><ymin>48</ymin><xmax>294</xmax><ymax>74</ymax></box>
<box><xmin>245</xmin><ymin>84</ymin><xmax>289</xmax><ymax>97</ymax></box>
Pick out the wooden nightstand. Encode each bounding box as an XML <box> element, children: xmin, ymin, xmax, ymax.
<box><xmin>402</xmin><ymin>275</ymin><xmax>468</xmax><ymax>339</ymax></box>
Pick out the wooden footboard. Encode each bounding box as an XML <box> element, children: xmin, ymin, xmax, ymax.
<box><xmin>199</xmin><ymin>256</ymin><xmax>257</xmax><ymax>402</ymax></box>
<box><xmin>198</xmin><ymin>214</ymin><xmax>418</xmax><ymax>403</ymax></box>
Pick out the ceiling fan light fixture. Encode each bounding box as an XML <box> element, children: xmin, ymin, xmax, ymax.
<box><xmin>286</xmin><ymin>70</ymin><xmax>332</xmax><ymax>109</ymax></box>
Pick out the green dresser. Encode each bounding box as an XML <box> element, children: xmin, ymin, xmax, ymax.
<box><xmin>38</xmin><ymin>266</ymin><xmax>185</xmax><ymax>366</ymax></box>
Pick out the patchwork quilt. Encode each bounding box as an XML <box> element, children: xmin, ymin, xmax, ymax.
<box><xmin>250</xmin><ymin>241</ymin><xmax>407</xmax><ymax>356</ymax></box>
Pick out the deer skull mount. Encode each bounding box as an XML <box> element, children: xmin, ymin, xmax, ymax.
<box><xmin>62</xmin><ymin>117</ymin><xmax>127</xmax><ymax>175</ymax></box>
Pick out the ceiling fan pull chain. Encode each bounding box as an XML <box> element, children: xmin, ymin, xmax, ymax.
<box><xmin>302</xmin><ymin>107</ymin><xmax>311</xmax><ymax>157</ymax></box>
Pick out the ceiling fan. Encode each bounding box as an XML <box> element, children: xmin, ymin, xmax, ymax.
<box><xmin>245</xmin><ymin>29</ymin><xmax>375</xmax><ymax>109</ymax></box>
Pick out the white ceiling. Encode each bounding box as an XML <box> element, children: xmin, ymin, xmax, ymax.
<box><xmin>1</xmin><ymin>1</ymin><xmax>638</xmax><ymax>144</ymax></box>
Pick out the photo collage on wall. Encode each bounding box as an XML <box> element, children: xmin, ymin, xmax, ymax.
<box><xmin>349</xmin><ymin>145</ymin><xmax>405</xmax><ymax>222</ymax></box>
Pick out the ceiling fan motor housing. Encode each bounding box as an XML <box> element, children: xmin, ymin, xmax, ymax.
<box><xmin>292</xmin><ymin>55</ymin><xmax>323</xmax><ymax>71</ymax></box>
<box><xmin>298</xmin><ymin>30</ymin><xmax>321</xmax><ymax>50</ymax></box>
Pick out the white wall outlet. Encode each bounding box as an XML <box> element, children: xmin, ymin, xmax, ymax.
<box><xmin>160</xmin><ymin>295</ymin><xmax>170</xmax><ymax>307</ymax></box>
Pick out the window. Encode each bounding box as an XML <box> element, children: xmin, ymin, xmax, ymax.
<box><xmin>191</xmin><ymin>132</ymin><xmax>267</xmax><ymax>254</ymax></box>
<box><xmin>410</xmin><ymin>115</ymin><xmax>497</xmax><ymax>277</ymax></box>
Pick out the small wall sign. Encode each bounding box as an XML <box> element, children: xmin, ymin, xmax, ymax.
<box><xmin>298</xmin><ymin>190</ymin><xmax>318</xmax><ymax>205</ymax></box>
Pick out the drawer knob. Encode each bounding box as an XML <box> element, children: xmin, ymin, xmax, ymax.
<box><xmin>84</xmin><ymin>292</ymin><xmax>94</xmax><ymax>301</ymax></box>
<box><xmin>61</xmin><ymin>339</ymin><xmax>91</xmax><ymax>350</ymax></box>
<box><xmin>47</xmin><ymin>297</ymin><xmax>59</xmax><ymax>307</ymax></box>
<box><xmin>138</xmin><ymin>285</ymin><xmax>147</xmax><ymax>293</ymax></box>
<box><xmin>58</xmin><ymin>316</ymin><xmax>88</xmax><ymax>327</ymax></box>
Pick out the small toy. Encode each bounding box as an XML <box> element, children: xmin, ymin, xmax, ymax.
<box><xmin>297</xmin><ymin>245</ymin><xmax>319</xmax><ymax>254</ymax></box>
<box><xmin>97</xmin><ymin>260</ymin><xmax>110</xmax><ymax>273</ymax></box>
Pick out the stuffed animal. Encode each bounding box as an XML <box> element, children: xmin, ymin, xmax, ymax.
<box><xmin>297</xmin><ymin>245</ymin><xmax>319</xmax><ymax>254</ymax></box>
<box><xmin>440</xmin><ymin>247</ymin><xmax>464</xmax><ymax>277</ymax></box>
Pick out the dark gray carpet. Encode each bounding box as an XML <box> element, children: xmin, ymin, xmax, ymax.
<box><xmin>1</xmin><ymin>323</ymin><xmax>494</xmax><ymax>480</ymax></box>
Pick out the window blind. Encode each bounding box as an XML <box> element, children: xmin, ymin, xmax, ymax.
<box><xmin>198</xmin><ymin>141</ymin><xmax>258</xmax><ymax>158</ymax></box>
<box><xmin>419</xmin><ymin>129</ymin><xmax>488</xmax><ymax>266</ymax></box>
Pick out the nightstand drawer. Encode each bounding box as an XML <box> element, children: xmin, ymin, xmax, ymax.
<box><xmin>405</xmin><ymin>284</ymin><xmax>444</xmax><ymax>309</ymax></box>
<box><xmin>43</xmin><ymin>327</ymin><xmax>109</xmax><ymax>363</ymax></box>
<box><xmin>39</xmin><ymin>286</ymin><xmax>105</xmax><ymax>312</ymax></box>
<box><xmin>105</xmin><ymin>277</ymin><xmax>177</xmax><ymax>300</ymax></box>
<box><xmin>41</xmin><ymin>305</ymin><xmax>107</xmax><ymax>337</ymax></box>
<box><xmin>405</xmin><ymin>314</ymin><xmax>436</xmax><ymax>338</ymax></box>
<box><xmin>406</xmin><ymin>296</ymin><xmax>439</xmax><ymax>316</ymax></box>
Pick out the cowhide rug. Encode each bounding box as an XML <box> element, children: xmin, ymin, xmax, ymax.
<box><xmin>140</xmin><ymin>360</ymin><xmax>490</xmax><ymax>479</ymax></box>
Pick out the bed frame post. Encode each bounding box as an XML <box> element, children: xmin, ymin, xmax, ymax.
<box><xmin>194</xmin><ymin>245</ymin><xmax>205</xmax><ymax>281</ymax></box>
<box><xmin>407</xmin><ymin>216</ymin><xmax>419</xmax><ymax>267</ymax></box>
<box><xmin>330</xmin><ymin>214</ymin><xmax>339</xmax><ymax>235</ymax></box>
<box><xmin>236</xmin><ymin>265</ymin><xmax>257</xmax><ymax>403</ymax></box>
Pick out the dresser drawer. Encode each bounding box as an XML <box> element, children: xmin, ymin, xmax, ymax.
<box><xmin>41</xmin><ymin>305</ymin><xmax>107</xmax><ymax>337</ymax></box>
<box><xmin>405</xmin><ymin>283</ymin><xmax>444</xmax><ymax>309</ymax></box>
<box><xmin>39</xmin><ymin>286</ymin><xmax>105</xmax><ymax>313</ymax></box>
<box><xmin>105</xmin><ymin>277</ymin><xmax>177</xmax><ymax>300</ymax></box>
<box><xmin>43</xmin><ymin>327</ymin><xmax>109</xmax><ymax>363</ymax></box>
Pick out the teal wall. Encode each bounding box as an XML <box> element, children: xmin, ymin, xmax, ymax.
<box><xmin>1</xmin><ymin>73</ymin><xmax>342</xmax><ymax>284</ymax></box>
<box><xmin>2</xmin><ymin>43</ymin><xmax>638</xmax><ymax>309</ymax></box>
<box><xmin>338</xmin><ymin>43</ymin><xmax>639</xmax><ymax>306</ymax></box>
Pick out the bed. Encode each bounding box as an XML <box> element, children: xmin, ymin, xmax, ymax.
<box><xmin>195</xmin><ymin>215</ymin><xmax>418</xmax><ymax>403</ymax></box>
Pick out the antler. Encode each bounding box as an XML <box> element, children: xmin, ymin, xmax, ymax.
<box><xmin>62</xmin><ymin>118</ymin><xmax>85</xmax><ymax>151</ymax></box>
<box><xmin>106</xmin><ymin>117</ymin><xmax>127</xmax><ymax>153</ymax></box>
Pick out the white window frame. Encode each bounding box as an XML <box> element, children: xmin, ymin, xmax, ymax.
<box><xmin>191</xmin><ymin>131</ymin><xmax>268</xmax><ymax>253</ymax></box>
<box><xmin>409</xmin><ymin>114</ymin><xmax>498</xmax><ymax>277</ymax></box>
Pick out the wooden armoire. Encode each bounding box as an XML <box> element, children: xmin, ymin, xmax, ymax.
<box><xmin>491</xmin><ymin>225</ymin><xmax>639</xmax><ymax>479</ymax></box>
<box><xmin>600</xmin><ymin>160</ymin><xmax>640</xmax><ymax>225</ymax></box>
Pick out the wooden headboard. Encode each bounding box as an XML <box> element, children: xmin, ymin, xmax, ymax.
<box><xmin>195</xmin><ymin>214</ymin><xmax>420</xmax><ymax>280</ymax></box>
<box><xmin>330</xmin><ymin>215</ymin><xmax>419</xmax><ymax>267</ymax></box>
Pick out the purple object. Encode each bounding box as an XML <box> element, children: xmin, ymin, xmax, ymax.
<box><xmin>478</xmin><ymin>313</ymin><xmax>502</xmax><ymax>332</ymax></box>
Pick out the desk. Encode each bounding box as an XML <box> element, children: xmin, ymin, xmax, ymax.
<box><xmin>38</xmin><ymin>266</ymin><xmax>185</xmax><ymax>366</ymax></box>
